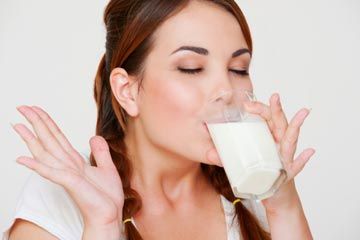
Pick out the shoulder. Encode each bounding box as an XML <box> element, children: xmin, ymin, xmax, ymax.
<box><xmin>2</xmin><ymin>149</ymin><xmax>91</xmax><ymax>240</ymax></box>
<box><xmin>8</xmin><ymin>219</ymin><xmax>59</xmax><ymax>240</ymax></box>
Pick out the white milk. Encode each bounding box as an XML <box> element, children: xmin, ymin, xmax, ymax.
<box><xmin>207</xmin><ymin>120</ymin><xmax>283</xmax><ymax>196</ymax></box>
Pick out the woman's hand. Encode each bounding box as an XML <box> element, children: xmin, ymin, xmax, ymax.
<box><xmin>242</xmin><ymin>93</ymin><xmax>315</xmax><ymax>212</ymax></box>
<box><xmin>11</xmin><ymin>105</ymin><xmax>125</xmax><ymax>236</ymax></box>
<box><xmin>206</xmin><ymin>93</ymin><xmax>315</xmax><ymax>213</ymax></box>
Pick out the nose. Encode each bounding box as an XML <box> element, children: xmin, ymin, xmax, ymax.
<box><xmin>211</xmin><ymin>77</ymin><xmax>235</xmax><ymax>104</ymax></box>
<box><xmin>213</xmin><ymin>89</ymin><xmax>235</xmax><ymax>105</ymax></box>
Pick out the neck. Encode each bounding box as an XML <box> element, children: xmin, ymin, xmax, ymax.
<box><xmin>124</xmin><ymin>122</ymin><xmax>212</xmax><ymax>213</ymax></box>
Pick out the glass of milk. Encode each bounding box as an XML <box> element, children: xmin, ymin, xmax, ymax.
<box><xmin>202</xmin><ymin>89</ymin><xmax>287</xmax><ymax>200</ymax></box>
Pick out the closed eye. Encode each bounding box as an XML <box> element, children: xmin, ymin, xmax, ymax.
<box><xmin>178</xmin><ymin>68</ymin><xmax>202</xmax><ymax>74</ymax></box>
<box><xmin>178</xmin><ymin>68</ymin><xmax>249</xmax><ymax>76</ymax></box>
<box><xmin>230</xmin><ymin>69</ymin><xmax>249</xmax><ymax>76</ymax></box>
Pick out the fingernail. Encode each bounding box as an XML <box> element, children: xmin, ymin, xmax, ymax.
<box><xmin>16</xmin><ymin>105</ymin><xmax>26</xmax><ymax>113</ymax></box>
<box><xmin>296</xmin><ymin>111</ymin><xmax>307</xmax><ymax>122</ymax></box>
<box><xmin>31</xmin><ymin>106</ymin><xmax>43</xmax><ymax>114</ymax></box>
<box><xmin>307</xmin><ymin>149</ymin><xmax>316</xmax><ymax>158</ymax></box>
<box><xmin>275</xmin><ymin>93</ymin><xmax>280</xmax><ymax>104</ymax></box>
<box><xmin>16</xmin><ymin>157</ymin><xmax>25</xmax><ymax>164</ymax></box>
<box><xmin>302</xmin><ymin>108</ymin><xmax>312</xmax><ymax>118</ymax></box>
<box><xmin>10</xmin><ymin>122</ymin><xmax>19</xmax><ymax>133</ymax></box>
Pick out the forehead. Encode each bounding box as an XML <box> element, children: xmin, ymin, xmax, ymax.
<box><xmin>151</xmin><ymin>1</ymin><xmax>248</xmax><ymax>55</ymax></box>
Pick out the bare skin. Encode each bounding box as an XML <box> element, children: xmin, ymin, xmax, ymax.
<box><xmin>9</xmin><ymin>1</ymin><xmax>314</xmax><ymax>239</ymax></box>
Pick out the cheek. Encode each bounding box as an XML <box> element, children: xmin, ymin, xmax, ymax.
<box><xmin>148</xmin><ymin>79</ymin><xmax>202</xmax><ymax>124</ymax></box>
<box><xmin>139</xmin><ymin>76</ymin><xmax>208</xmax><ymax>161</ymax></box>
<box><xmin>232</xmin><ymin>76</ymin><xmax>253</xmax><ymax>91</ymax></box>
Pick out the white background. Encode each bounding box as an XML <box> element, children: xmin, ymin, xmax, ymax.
<box><xmin>1</xmin><ymin>0</ymin><xmax>359</xmax><ymax>239</ymax></box>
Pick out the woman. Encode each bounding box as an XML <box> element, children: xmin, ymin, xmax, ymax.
<box><xmin>5</xmin><ymin>0</ymin><xmax>315</xmax><ymax>239</ymax></box>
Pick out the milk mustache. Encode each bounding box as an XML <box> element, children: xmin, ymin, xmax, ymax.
<box><xmin>203</xmin><ymin>90</ymin><xmax>287</xmax><ymax>200</ymax></box>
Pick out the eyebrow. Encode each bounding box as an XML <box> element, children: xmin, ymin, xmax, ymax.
<box><xmin>170</xmin><ymin>45</ymin><xmax>251</xmax><ymax>58</ymax></box>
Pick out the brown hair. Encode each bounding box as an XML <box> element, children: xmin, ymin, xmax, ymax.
<box><xmin>90</xmin><ymin>0</ymin><xmax>271</xmax><ymax>239</ymax></box>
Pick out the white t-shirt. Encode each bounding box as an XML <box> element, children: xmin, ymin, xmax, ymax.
<box><xmin>2</xmin><ymin>151</ymin><xmax>269</xmax><ymax>240</ymax></box>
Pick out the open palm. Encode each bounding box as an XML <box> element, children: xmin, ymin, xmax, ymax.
<box><xmin>12</xmin><ymin>105</ymin><xmax>124</xmax><ymax>226</ymax></box>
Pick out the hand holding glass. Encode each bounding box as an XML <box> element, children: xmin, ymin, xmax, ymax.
<box><xmin>202</xmin><ymin>89</ymin><xmax>287</xmax><ymax>200</ymax></box>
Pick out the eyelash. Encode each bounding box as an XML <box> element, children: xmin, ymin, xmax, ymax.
<box><xmin>178</xmin><ymin>68</ymin><xmax>249</xmax><ymax>76</ymax></box>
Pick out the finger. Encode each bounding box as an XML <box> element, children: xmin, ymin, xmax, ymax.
<box><xmin>89</xmin><ymin>136</ymin><xmax>115</xmax><ymax>169</ymax></box>
<box><xmin>269</xmin><ymin>93</ymin><xmax>288</xmax><ymax>142</ymax></box>
<box><xmin>286</xmin><ymin>148</ymin><xmax>315</xmax><ymax>179</ymax></box>
<box><xmin>244</xmin><ymin>100</ymin><xmax>272</xmax><ymax>121</ymax></box>
<box><xmin>16</xmin><ymin>156</ymin><xmax>79</xmax><ymax>189</ymax></box>
<box><xmin>31</xmin><ymin>106</ymin><xmax>85</xmax><ymax>167</ymax></box>
<box><xmin>12</xmin><ymin>123</ymin><xmax>62</xmax><ymax>167</ymax></box>
<box><xmin>16</xmin><ymin>106</ymin><xmax>72</xmax><ymax>163</ymax></box>
<box><xmin>16</xmin><ymin>156</ymin><xmax>60</xmax><ymax>179</ymax></box>
<box><xmin>244</xmin><ymin>100</ymin><xmax>276</xmax><ymax>136</ymax></box>
<box><xmin>280</xmin><ymin>108</ymin><xmax>311</xmax><ymax>163</ymax></box>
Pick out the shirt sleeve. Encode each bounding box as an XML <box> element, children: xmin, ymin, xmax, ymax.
<box><xmin>1</xmin><ymin>151</ymin><xmax>91</xmax><ymax>240</ymax></box>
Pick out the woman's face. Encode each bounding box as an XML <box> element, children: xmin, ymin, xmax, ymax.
<box><xmin>134</xmin><ymin>0</ymin><xmax>253</xmax><ymax>164</ymax></box>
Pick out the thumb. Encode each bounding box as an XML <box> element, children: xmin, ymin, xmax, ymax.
<box><xmin>89</xmin><ymin>136</ymin><xmax>115</xmax><ymax>169</ymax></box>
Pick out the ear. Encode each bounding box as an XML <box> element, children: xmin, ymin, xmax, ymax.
<box><xmin>109</xmin><ymin>67</ymin><xmax>140</xmax><ymax>117</ymax></box>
